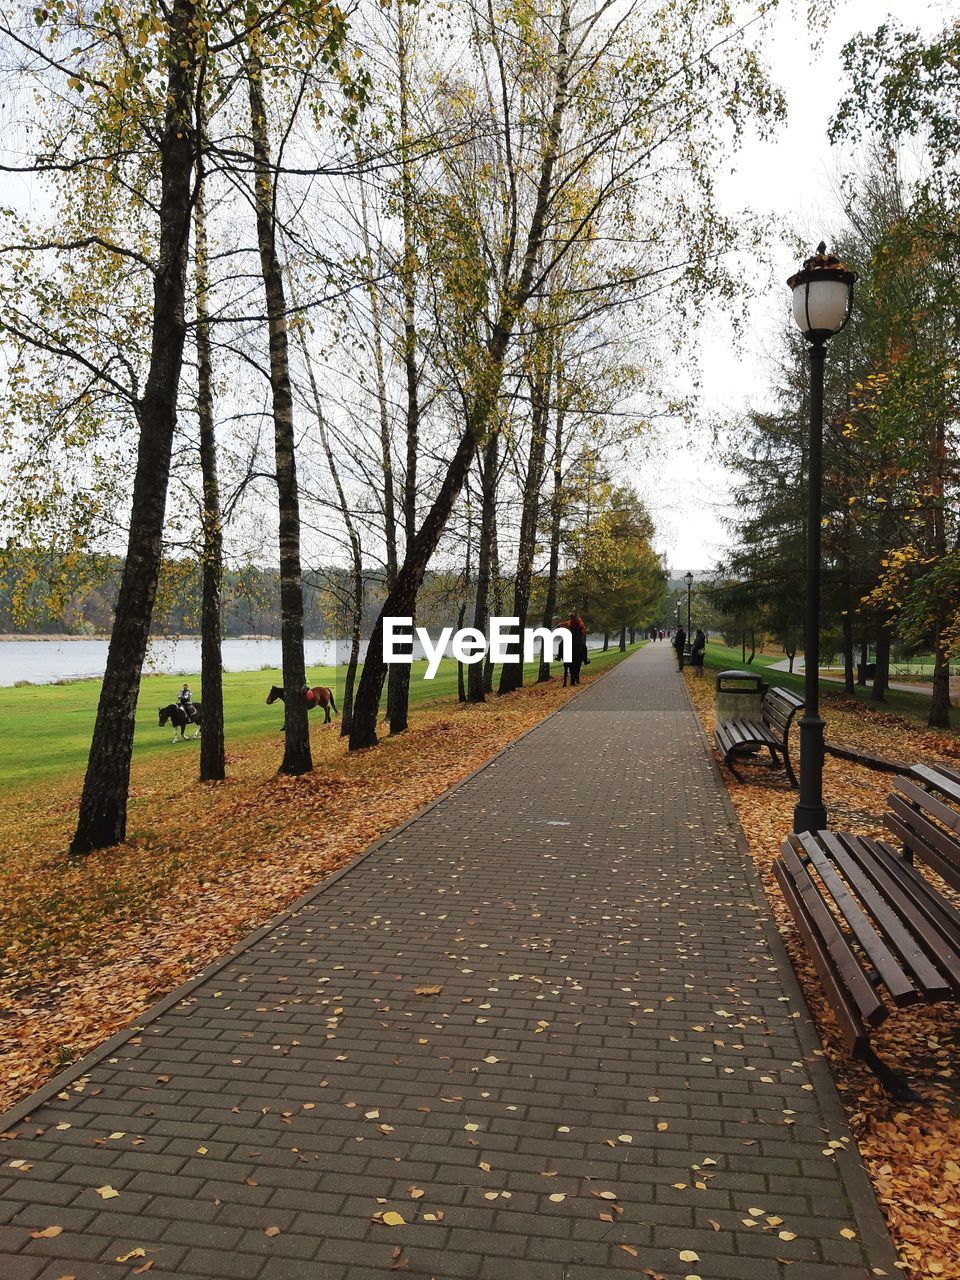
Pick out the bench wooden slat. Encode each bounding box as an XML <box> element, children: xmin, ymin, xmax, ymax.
<box><xmin>911</xmin><ymin>762</ymin><xmax>960</xmax><ymax>804</ymax></box>
<box><xmin>885</xmin><ymin>802</ymin><xmax>960</xmax><ymax>895</ymax></box>
<box><xmin>793</xmin><ymin>832</ymin><xmax>919</xmax><ymax>1006</ymax></box>
<box><xmin>888</xmin><ymin>784</ymin><xmax>960</xmax><ymax>892</ymax></box>
<box><xmin>837</xmin><ymin>832</ymin><xmax>960</xmax><ymax>988</ymax></box>
<box><xmin>779</xmin><ymin>842</ymin><xmax>888</xmax><ymax>1028</ymax></box>
<box><xmin>809</xmin><ymin>831</ymin><xmax>949</xmax><ymax>1000</ymax></box>
<box><xmin>764</xmin><ymin>709</ymin><xmax>791</xmax><ymax>733</ymax></box>
<box><xmin>778</xmin><ymin>849</ymin><xmax>885</xmax><ymax>1049</ymax></box>
<box><xmin>773</xmin><ymin>855</ymin><xmax>870</xmax><ymax>1055</ymax></box>
<box><xmin>732</xmin><ymin>718</ymin><xmax>778</xmax><ymax>746</ymax></box>
<box><xmin>896</xmin><ymin>777</ymin><xmax>960</xmax><ymax>837</ymax></box>
<box><xmin>865</xmin><ymin>828</ymin><xmax>960</xmax><ymax>958</ymax></box>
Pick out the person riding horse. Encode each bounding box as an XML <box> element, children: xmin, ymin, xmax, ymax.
<box><xmin>178</xmin><ymin>683</ymin><xmax>198</xmax><ymax>721</ymax></box>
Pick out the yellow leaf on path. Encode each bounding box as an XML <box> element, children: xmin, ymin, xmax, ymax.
<box><xmin>483</xmin><ymin>1056</ymin><xmax>499</xmax><ymax>1064</ymax></box>
<box><xmin>116</xmin><ymin>1249</ymin><xmax>146</xmax><ymax>1262</ymax></box>
<box><xmin>264</xmin><ymin>1226</ymin><xmax>281</xmax><ymax>1237</ymax></box>
<box><xmin>408</xmin><ymin>1187</ymin><xmax>425</xmax><ymax>1199</ymax></box>
<box><xmin>619</xmin><ymin>1244</ymin><xmax>639</xmax><ymax>1257</ymax></box>
<box><xmin>778</xmin><ymin>1231</ymin><xmax>797</xmax><ymax>1241</ymax></box>
<box><xmin>415</xmin><ymin>985</ymin><xmax>442</xmax><ymax>995</ymax></box>
<box><xmin>382</xmin><ymin>1212</ymin><xmax>405</xmax><ymax>1226</ymax></box>
<box><xmin>657</xmin><ymin>1122</ymin><xmax>669</xmax><ymax>1131</ymax></box>
<box><xmin>679</xmin><ymin>1250</ymin><xmax>700</xmax><ymax>1263</ymax></box>
<box><xmin>548</xmin><ymin>1193</ymin><xmax>565</xmax><ymax>1202</ymax></box>
<box><xmin>840</xmin><ymin>1228</ymin><xmax>857</xmax><ymax>1240</ymax></box>
<box><xmin>597</xmin><ymin>1190</ymin><xmax>618</xmax><ymax>1200</ymax></box>
<box><xmin>464</xmin><ymin>1123</ymin><xmax>479</xmax><ymax>1132</ymax></box>
<box><xmin>96</xmin><ymin>1186</ymin><xmax>120</xmax><ymax>1200</ymax></box>
<box><xmin>31</xmin><ymin>1226</ymin><xmax>63</xmax><ymax>1239</ymax></box>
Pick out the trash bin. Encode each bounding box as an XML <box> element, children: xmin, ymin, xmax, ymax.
<box><xmin>715</xmin><ymin>670</ymin><xmax>765</xmax><ymax>723</ymax></box>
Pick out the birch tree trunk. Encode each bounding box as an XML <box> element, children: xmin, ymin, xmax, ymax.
<box><xmin>468</xmin><ymin>433</ymin><xmax>498</xmax><ymax>703</ymax></box>
<box><xmin>246</xmin><ymin>43</ymin><xmax>311</xmax><ymax>775</ymax></box>
<box><xmin>872</xmin><ymin>626</ymin><xmax>891</xmax><ymax>702</ymax></box>
<box><xmin>291</xmin><ymin>300</ymin><xmax>364</xmax><ymax>737</ymax></box>
<box><xmin>194</xmin><ymin>117</ymin><xmax>225</xmax><ymax>782</ymax></box>
<box><xmin>386</xmin><ymin>0</ymin><xmax>420</xmax><ymax>736</ymax></box>
<box><xmin>71</xmin><ymin>0</ymin><xmax>198</xmax><ymax>854</ymax></box>
<box><xmin>538</xmin><ymin>397</ymin><xmax>565</xmax><ymax>682</ymax></box>
<box><xmin>499</xmin><ymin>363</ymin><xmax>550</xmax><ymax>694</ymax></box>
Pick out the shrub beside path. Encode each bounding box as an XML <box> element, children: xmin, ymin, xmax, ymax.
<box><xmin>0</xmin><ymin>644</ymin><xmax>900</xmax><ymax>1279</ymax></box>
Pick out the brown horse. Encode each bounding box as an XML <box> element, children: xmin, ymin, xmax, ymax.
<box><xmin>266</xmin><ymin>684</ymin><xmax>338</xmax><ymax>726</ymax></box>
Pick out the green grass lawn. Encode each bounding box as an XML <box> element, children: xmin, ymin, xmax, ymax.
<box><xmin>703</xmin><ymin>642</ymin><xmax>959</xmax><ymax>730</ymax></box>
<box><xmin>0</xmin><ymin>643</ymin><xmax>642</xmax><ymax>792</ymax></box>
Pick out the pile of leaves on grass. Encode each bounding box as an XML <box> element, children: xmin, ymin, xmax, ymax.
<box><xmin>0</xmin><ymin>670</ymin><xmax>601</xmax><ymax>1115</ymax></box>
<box><xmin>685</xmin><ymin>671</ymin><xmax>960</xmax><ymax>1280</ymax></box>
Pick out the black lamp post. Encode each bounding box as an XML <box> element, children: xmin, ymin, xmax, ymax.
<box><xmin>675</xmin><ymin>599</ymin><xmax>681</xmax><ymax>630</ymax></box>
<box><xmin>787</xmin><ymin>243</ymin><xmax>856</xmax><ymax>834</ymax></box>
<box><xmin>684</xmin><ymin>571</ymin><xmax>693</xmax><ymax>635</ymax></box>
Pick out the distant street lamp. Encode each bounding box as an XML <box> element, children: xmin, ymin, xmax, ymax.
<box><xmin>675</xmin><ymin>599</ymin><xmax>681</xmax><ymax>629</ymax></box>
<box><xmin>684</xmin><ymin>571</ymin><xmax>694</xmax><ymax>635</ymax></box>
<box><xmin>787</xmin><ymin>242</ymin><xmax>857</xmax><ymax>834</ymax></box>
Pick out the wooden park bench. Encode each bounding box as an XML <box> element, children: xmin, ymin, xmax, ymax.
<box><xmin>714</xmin><ymin>686</ymin><xmax>804</xmax><ymax>787</ymax></box>
<box><xmin>774</xmin><ymin>763</ymin><xmax>960</xmax><ymax>1096</ymax></box>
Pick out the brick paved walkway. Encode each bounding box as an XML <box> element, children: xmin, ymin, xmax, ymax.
<box><xmin>0</xmin><ymin>645</ymin><xmax>899</xmax><ymax>1280</ymax></box>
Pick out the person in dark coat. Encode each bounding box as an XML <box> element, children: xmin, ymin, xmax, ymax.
<box><xmin>673</xmin><ymin>625</ymin><xmax>686</xmax><ymax>671</ymax></box>
<box><xmin>567</xmin><ymin>612</ymin><xmax>589</xmax><ymax>685</ymax></box>
<box><xmin>691</xmin><ymin>628</ymin><xmax>706</xmax><ymax>677</ymax></box>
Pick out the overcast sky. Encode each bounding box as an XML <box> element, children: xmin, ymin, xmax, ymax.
<box><xmin>641</xmin><ymin>0</ymin><xmax>945</xmax><ymax>577</ymax></box>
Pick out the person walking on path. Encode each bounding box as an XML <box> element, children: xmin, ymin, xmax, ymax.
<box><xmin>673</xmin><ymin>623</ymin><xmax>686</xmax><ymax>671</ymax></box>
<box><xmin>691</xmin><ymin>627</ymin><xmax>706</xmax><ymax>677</ymax></box>
<box><xmin>566</xmin><ymin>611</ymin><xmax>589</xmax><ymax>685</ymax></box>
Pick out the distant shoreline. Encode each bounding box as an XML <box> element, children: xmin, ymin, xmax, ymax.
<box><xmin>0</xmin><ymin>633</ymin><xmax>297</xmax><ymax>642</ymax></box>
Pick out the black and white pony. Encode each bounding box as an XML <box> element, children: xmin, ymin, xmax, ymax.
<box><xmin>158</xmin><ymin>702</ymin><xmax>202</xmax><ymax>743</ymax></box>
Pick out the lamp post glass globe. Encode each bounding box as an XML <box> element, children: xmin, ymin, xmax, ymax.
<box><xmin>787</xmin><ymin>242</ymin><xmax>856</xmax><ymax>344</ymax></box>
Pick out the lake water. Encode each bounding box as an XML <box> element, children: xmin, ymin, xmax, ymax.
<box><xmin>0</xmin><ymin>637</ymin><xmax>361</xmax><ymax>686</ymax></box>
<box><xmin>0</xmin><ymin>631</ymin><xmax>605</xmax><ymax>687</ymax></box>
